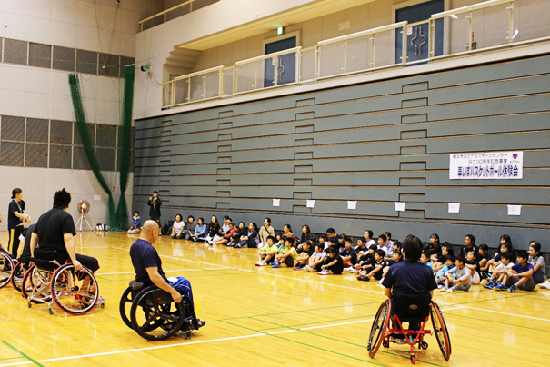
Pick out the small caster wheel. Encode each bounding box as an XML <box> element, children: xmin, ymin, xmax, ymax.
<box><xmin>101</xmin><ymin>302</ymin><xmax>106</xmax><ymax>308</ymax></box>
<box><xmin>383</xmin><ymin>339</ymin><xmax>389</xmax><ymax>348</ymax></box>
<box><xmin>420</xmin><ymin>341</ymin><xmax>428</xmax><ymax>350</ymax></box>
<box><xmin>185</xmin><ymin>331</ymin><xmax>191</xmax><ymax>340</ymax></box>
<box><xmin>410</xmin><ymin>355</ymin><xmax>415</xmax><ymax>364</ymax></box>
<box><xmin>49</xmin><ymin>309</ymin><xmax>54</xmax><ymax>315</ymax></box>
<box><xmin>27</xmin><ymin>302</ymin><xmax>32</xmax><ymax>308</ymax></box>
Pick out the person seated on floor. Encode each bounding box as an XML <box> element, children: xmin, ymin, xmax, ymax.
<box><xmin>305</xmin><ymin>243</ymin><xmax>326</xmax><ymax>272</ymax></box>
<box><xmin>130</xmin><ymin>220</ymin><xmax>205</xmax><ymax>330</ymax></box>
<box><xmin>272</xmin><ymin>237</ymin><xmax>298</xmax><ymax>268</ymax></box>
<box><xmin>340</xmin><ymin>238</ymin><xmax>357</xmax><ymax>272</ymax></box>
<box><xmin>255</xmin><ymin>235</ymin><xmax>278</xmax><ymax>266</ymax></box>
<box><xmin>237</xmin><ymin>222</ymin><xmax>258</xmax><ymax>248</ymax></box>
<box><xmin>127</xmin><ymin>211</ymin><xmax>141</xmax><ymax>234</ymax></box>
<box><xmin>185</xmin><ymin>215</ymin><xmax>196</xmax><ymax>241</ymax></box>
<box><xmin>317</xmin><ymin>246</ymin><xmax>344</xmax><ymax>275</ymax></box>
<box><xmin>293</xmin><ymin>239</ymin><xmax>315</xmax><ymax>271</ymax></box>
<box><xmin>528</xmin><ymin>241</ymin><xmax>545</xmax><ymax>285</ymax></box>
<box><xmin>495</xmin><ymin>250</ymin><xmax>535</xmax><ymax>292</ymax></box>
<box><xmin>484</xmin><ymin>252</ymin><xmax>514</xmax><ymax>290</ymax></box>
<box><xmin>171</xmin><ymin>214</ymin><xmax>185</xmax><ymax>239</ymax></box>
<box><xmin>357</xmin><ymin>249</ymin><xmax>386</xmax><ymax>282</ymax></box>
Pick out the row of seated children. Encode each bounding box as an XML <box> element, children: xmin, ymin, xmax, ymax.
<box><xmin>133</xmin><ymin>210</ymin><xmax>547</xmax><ymax>290</ymax></box>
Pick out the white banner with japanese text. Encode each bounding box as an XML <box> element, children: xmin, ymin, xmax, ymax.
<box><xmin>449</xmin><ymin>151</ymin><xmax>523</xmax><ymax>179</ymax></box>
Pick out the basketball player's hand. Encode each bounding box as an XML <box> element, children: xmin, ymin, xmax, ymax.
<box><xmin>73</xmin><ymin>260</ymin><xmax>83</xmax><ymax>271</ymax></box>
<box><xmin>171</xmin><ymin>290</ymin><xmax>182</xmax><ymax>303</ymax></box>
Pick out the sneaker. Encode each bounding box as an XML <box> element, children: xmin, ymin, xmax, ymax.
<box><xmin>439</xmin><ymin>287</ymin><xmax>448</xmax><ymax>292</ymax></box>
<box><xmin>437</xmin><ymin>284</ymin><xmax>445</xmax><ymax>289</ymax></box>
<box><xmin>255</xmin><ymin>262</ymin><xmax>265</xmax><ymax>266</ymax></box>
<box><xmin>293</xmin><ymin>267</ymin><xmax>303</xmax><ymax>271</ymax></box>
<box><xmin>346</xmin><ymin>267</ymin><xmax>356</xmax><ymax>273</ymax></box>
<box><xmin>305</xmin><ymin>265</ymin><xmax>313</xmax><ymax>272</ymax></box>
<box><xmin>484</xmin><ymin>280</ymin><xmax>495</xmax><ymax>289</ymax></box>
<box><xmin>271</xmin><ymin>262</ymin><xmax>281</xmax><ymax>268</ymax></box>
<box><xmin>317</xmin><ymin>269</ymin><xmax>329</xmax><ymax>275</ymax></box>
<box><xmin>508</xmin><ymin>284</ymin><xmax>516</xmax><ymax>293</ymax></box>
<box><xmin>494</xmin><ymin>283</ymin><xmax>506</xmax><ymax>291</ymax></box>
<box><xmin>377</xmin><ymin>279</ymin><xmax>384</xmax><ymax>284</ymax></box>
<box><xmin>446</xmin><ymin>287</ymin><xmax>455</xmax><ymax>293</ymax></box>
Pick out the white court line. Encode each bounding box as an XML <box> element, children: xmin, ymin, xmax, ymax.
<box><xmin>462</xmin><ymin>306</ymin><xmax>550</xmax><ymax>322</ymax></box>
<box><xmin>301</xmin><ymin>318</ymin><xmax>374</xmax><ymax>331</ymax></box>
<box><xmin>0</xmin><ymin>334</ymin><xmax>267</xmax><ymax>367</ymax></box>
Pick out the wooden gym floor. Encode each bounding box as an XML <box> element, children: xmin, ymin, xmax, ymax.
<box><xmin>0</xmin><ymin>232</ymin><xmax>549</xmax><ymax>367</ymax></box>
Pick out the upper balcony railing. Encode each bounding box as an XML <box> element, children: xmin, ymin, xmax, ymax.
<box><xmin>139</xmin><ymin>0</ymin><xmax>221</xmax><ymax>32</ymax></box>
<box><xmin>161</xmin><ymin>0</ymin><xmax>550</xmax><ymax>109</ymax></box>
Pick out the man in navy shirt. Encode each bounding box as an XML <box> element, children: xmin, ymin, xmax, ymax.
<box><xmin>130</xmin><ymin>220</ymin><xmax>205</xmax><ymax>330</ymax></box>
<box><xmin>383</xmin><ymin>235</ymin><xmax>437</xmax><ymax>333</ymax></box>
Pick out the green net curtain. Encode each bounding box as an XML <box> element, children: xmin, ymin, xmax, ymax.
<box><xmin>68</xmin><ymin>66</ymin><xmax>134</xmax><ymax>231</ymax></box>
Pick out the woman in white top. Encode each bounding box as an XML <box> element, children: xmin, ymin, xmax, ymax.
<box><xmin>171</xmin><ymin>214</ymin><xmax>185</xmax><ymax>239</ymax></box>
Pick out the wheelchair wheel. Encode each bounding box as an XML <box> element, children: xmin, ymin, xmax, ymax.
<box><xmin>119</xmin><ymin>286</ymin><xmax>135</xmax><ymax>329</ymax></box>
<box><xmin>130</xmin><ymin>287</ymin><xmax>185</xmax><ymax>341</ymax></box>
<box><xmin>0</xmin><ymin>251</ymin><xmax>14</xmax><ymax>289</ymax></box>
<box><xmin>51</xmin><ymin>264</ymin><xmax>98</xmax><ymax>315</ymax></box>
<box><xmin>367</xmin><ymin>299</ymin><xmax>391</xmax><ymax>358</ymax></box>
<box><xmin>11</xmin><ymin>261</ymin><xmax>27</xmax><ymax>292</ymax></box>
<box><xmin>22</xmin><ymin>265</ymin><xmax>53</xmax><ymax>303</ymax></box>
<box><xmin>430</xmin><ymin>302</ymin><xmax>451</xmax><ymax>361</ymax></box>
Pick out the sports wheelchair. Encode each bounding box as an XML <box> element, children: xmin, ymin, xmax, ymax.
<box><xmin>119</xmin><ymin>280</ymin><xmax>196</xmax><ymax>341</ymax></box>
<box><xmin>21</xmin><ymin>257</ymin><xmax>103</xmax><ymax>315</ymax></box>
<box><xmin>367</xmin><ymin>293</ymin><xmax>451</xmax><ymax>364</ymax></box>
<box><xmin>0</xmin><ymin>250</ymin><xmax>15</xmax><ymax>289</ymax></box>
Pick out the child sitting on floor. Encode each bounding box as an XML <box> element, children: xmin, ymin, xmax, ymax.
<box><xmin>355</xmin><ymin>244</ymin><xmax>377</xmax><ymax>272</ymax></box>
<box><xmin>127</xmin><ymin>211</ymin><xmax>141</xmax><ymax>233</ymax></box>
<box><xmin>441</xmin><ymin>255</ymin><xmax>471</xmax><ymax>293</ymax></box>
<box><xmin>305</xmin><ymin>243</ymin><xmax>326</xmax><ymax>272</ymax></box>
<box><xmin>340</xmin><ymin>238</ymin><xmax>357</xmax><ymax>272</ymax></box>
<box><xmin>528</xmin><ymin>241</ymin><xmax>546</xmax><ymax>284</ymax></box>
<box><xmin>495</xmin><ymin>250</ymin><xmax>535</xmax><ymax>292</ymax></box>
<box><xmin>434</xmin><ymin>244</ymin><xmax>454</xmax><ymax>274</ymax></box>
<box><xmin>477</xmin><ymin>244</ymin><xmax>490</xmax><ymax>280</ymax></box>
<box><xmin>464</xmin><ymin>250</ymin><xmax>481</xmax><ymax>284</ymax></box>
<box><xmin>420</xmin><ymin>250</ymin><xmax>433</xmax><ymax>271</ymax></box>
<box><xmin>318</xmin><ymin>246</ymin><xmax>344</xmax><ymax>275</ymax></box>
<box><xmin>236</xmin><ymin>222</ymin><xmax>258</xmax><ymax>248</ymax></box>
<box><xmin>256</xmin><ymin>235</ymin><xmax>279</xmax><ymax>266</ymax></box>
<box><xmin>294</xmin><ymin>239</ymin><xmax>315</xmax><ymax>270</ymax></box>
<box><xmin>357</xmin><ymin>249</ymin><xmax>386</xmax><ymax>282</ymax></box>
<box><xmin>379</xmin><ymin>249</ymin><xmax>403</xmax><ymax>284</ymax></box>
<box><xmin>484</xmin><ymin>252</ymin><xmax>514</xmax><ymax>289</ymax></box>
<box><xmin>436</xmin><ymin>254</ymin><xmax>456</xmax><ymax>289</ymax></box>
<box><xmin>273</xmin><ymin>237</ymin><xmax>298</xmax><ymax>268</ymax></box>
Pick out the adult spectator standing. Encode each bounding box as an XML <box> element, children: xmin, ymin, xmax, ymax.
<box><xmin>30</xmin><ymin>188</ymin><xmax>100</xmax><ymax>274</ymax></box>
<box><xmin>8</xmin><ymin>188</ymin><xmax>31</xmax><ymax>258</ymax></box>
<box><xmin>147</xmin><ymin>191</ymin><xmax>163</xmax><ymax>230</ymax></box>
<box><xmin>130</xmin><ymin>220</ymin><xmax>205</xmax><ymax>330</ymax></box>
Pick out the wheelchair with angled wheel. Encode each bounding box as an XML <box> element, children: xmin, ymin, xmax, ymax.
<box><xmin>22</xmin><ymin>257</ymin><xmax>104</xmax><ymax>315</ymax></box>
<box><xmin>367</xmin><ymin>293</ymin><xmax>451</xmax><ymax>364</ymax></box>
<box><xmin>120</xmin><ymin>280</ymin><xmax>197</xmax><ymax>341</ymax></box>
<box><xmin>0</xmin><ymin>249</ymin><xmax>15</xmax><ymax>289</ymax></box>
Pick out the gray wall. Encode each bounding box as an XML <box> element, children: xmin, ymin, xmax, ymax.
<box><xmin>134</xmin><ymin>54</ymin><xmax>550</xmax><ymax>251</ymax></box>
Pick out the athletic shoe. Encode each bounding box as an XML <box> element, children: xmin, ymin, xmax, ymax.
<box><xmin>255</xmin><ymin>262</ymin><xmax>265</xmax><ymax>266</ymax></box>
<box><xmin>271</xmin><ymin>262</ymin><xmax>281</xmax><ymax>268</ymax></box>
<box><xmin>484</xmin><ymin>280</ymin><xmax>495</xmax><ymax>289</ymax></box>
<box><xmin>305</xmin><ymin>265</ymin><xmax>313</xmax><ymax>272</ymax></box>
<box><xmin>293</xmin><ymin>267</ymin><xmax>303</xmax><ymax>271</ymax></box>
<box><xmin>508</xmin><ymin>284</ymin><xmax>516</xmax><ymax>293</ymax></box>
<box><xmin>439</xmin><ymin>287</ymin><xmax>448</xmax><ymax>292</ymax></box>
<box><xmin>317</xmin><ymin>269</ymin><xmax>329</xmax><ymax>275</ymax></box>
<box><xmin>437</xmin><ymin>284</ymin><xmax>445</xmax><ymax>289</ymax></box>
<box><xmin>346</xmin><ymin>266</ymin><xmax>356</xmax><ymax>273</ymax></box>
<box><xmin>446</xmin><ymin>287</ymin><xmax>455</xmax><ymax>293</ymax></box>
<box><xmin>494</xmin><ymin>283</ymin><xmax>506</xmax><ymax>291</ymax></box>
<box><xmin>377</xmin><ymin>279</ymin><xmax>384</xmax><ymax>284</ymax></box>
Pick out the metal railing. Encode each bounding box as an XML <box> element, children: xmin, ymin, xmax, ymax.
<box><xmin>161</xmin><ymin>0</ymin><xmax>550</xmax><ymax>109</ymax></box>
<box><xmin>139</xmin><ymin>0</ymin><xmax>221</xmax><ymax>32</ymax></box>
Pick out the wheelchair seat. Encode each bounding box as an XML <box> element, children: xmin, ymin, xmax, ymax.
<box><xmin>393</xmin><ymin>292</ymin><xmax>432</xmax><ymax>323</ymax></box>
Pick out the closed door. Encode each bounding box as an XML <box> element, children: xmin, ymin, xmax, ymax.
<box><xmin>264</xmin><ymin>36</ymin><xmax>296</xmax><ymax>88</ymax></box>
<box><xmin>395</xmin><ymin>0</ymin><xmax>444</xmax><ymax>64</ymax></box>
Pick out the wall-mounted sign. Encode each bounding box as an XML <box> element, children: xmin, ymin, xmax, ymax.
<box><xmin>449</xmin><ymin>151</ymin><xmax>523</xmax><ymax>180</ymax></box>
